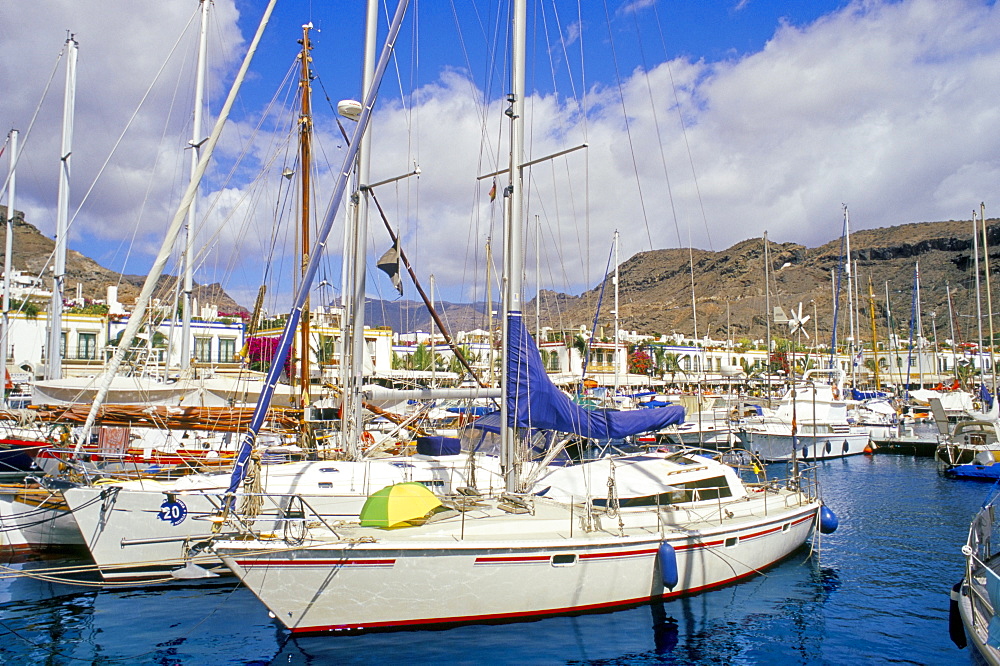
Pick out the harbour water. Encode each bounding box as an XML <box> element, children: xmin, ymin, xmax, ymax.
<box><xmin>0</xmin><ymin>450</ymin><xmax>987</xmax><ymax>664</ymax></box>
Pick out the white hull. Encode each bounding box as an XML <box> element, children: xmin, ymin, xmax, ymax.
<box><xmin>64</xmin><ymin>456</ymin><xmax>502</xmax><ymax>580</ymax></box>
<box><xmin>736</xmin><ymin>429</ymin><xmax>870</xmax><ymax>462</ymax></box>
<box><xmin>218</xmin><ymin>490</ymin><xmax>819</xmax><ymax>633</ymax></box>
<box><xmin>0</xmin><ymin>486</ymin><xmax>84</xmax><ymax>549</ymax></box>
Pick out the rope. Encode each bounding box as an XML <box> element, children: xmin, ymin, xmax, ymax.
<box><xmin>238</xmin><ymin>449</ymin><xmax>263</xmax><ymax>518</ymax></box>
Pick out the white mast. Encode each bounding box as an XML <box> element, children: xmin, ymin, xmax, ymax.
<box><xmin>46</xmin><ymin>36</ymin><xmax>78</xmax><ymax>381</ymax></box>
<box><xmin>78</xmin><ymin>0</ymin><xmax>279</xmax><ymax>448</ymax></box>
<box><xmin>2</xmin><ymin>129</ymin><xmax>17</xmax><ymax>400</ymax></box>
<box><xmin>180</xmin><ymin>0</ymin><xmax>211</xmax><ymax>372</ymax></box>
<box><xmin>342</xmin><ymin>0</ymin><xmax>379</xmax><ymax>459</ymax></box>
<box><xmin>843</xmin><ymin>205</ymin><xmax>855</xmax><ymax>387</ymax></box>
<box><xmin>535</xmin><ymin>215</ymin><xmax>541</xmax><ymax>339</ymax></box>
<box><xmin>915</xmin><ymin>262</ymin><xmax>924</xmax><ymax>387</ymax></box>
<box><xmin>613</xmin><ymin>229</ymin><xmax>620</xmax><ymax>396</ymax></box>
<box><xmin>974</xmin><ymin>209</ymin><xmax>985</xmax><ymax>380</ymax></box>
<box><xmin>501</xmin><ymin>0</ymin><xmax>527</xmax><ymax>493</ymax></box>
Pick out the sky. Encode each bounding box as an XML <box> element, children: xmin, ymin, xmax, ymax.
<box><xmin>1</xmin><ymin>0</ymin><xmax>998</xmax><ymax>313</ymax></box>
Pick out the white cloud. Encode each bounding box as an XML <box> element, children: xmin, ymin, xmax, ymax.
<box><xmin>2</xmin><ymin>0</ymin><xmax>999</xmax><ymax>309</ymax></box>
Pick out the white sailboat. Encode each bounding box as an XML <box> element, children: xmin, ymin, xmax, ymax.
<box><xmin>736</xmin><ymin>368</ymin><xmax>871</xmax><ymax>461</ymax></box>
<box><xmin>212</xmin><ymin>0</ymin><xmax>828</xmax><ymax>633</ymax></box>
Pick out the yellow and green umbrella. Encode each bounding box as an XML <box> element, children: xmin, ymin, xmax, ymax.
<box><xmin>359</xmin><ymin>482</ymin><xmax>443</xmax><ymax>528</ymax></box>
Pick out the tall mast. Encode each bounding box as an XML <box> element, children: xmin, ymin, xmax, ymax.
<box><xmin>764</xmin><ymin>231</ymin><xmax>771</xmax><ymax>400</ymax></box>
<box><xmin>980</xmin><ymin>202</ymin><xmax>997</xmax><ymax>396</ymax></box>
<box><xmin>46</xmin><ymin>35</ymin><xmax>78</xmax><ymax>381</ymax></box>
<box><xmin>180</xmin><ymin>0</ymin><xmax>210</xmax><ymax>373</ymax></box>
<box><xmin>2</xmin><ymin>129</ymin><xmax>17</xmax><ymax>401</ymax></box>
<box><xmin>915</xmin><ymin>262</ymin><xmax>924</xmax><ymax>388</ymax></box>
<box><xmin>947</xmin><ymin>282</ymin><xmax>959</xmax><ymax>384</ymax></box>
<box><xmin>501</xmin><ymin>0</ymin><xmax>527</xmax><ymax>493</ymax></box>
<box><xmin>868</xmin><ymin>277</ymin><xmax>880</xmax><ymax>390</ymax></box>
<box><xmin>974</xmin><ymin>209</ymin><xmax>985</xmax><ymax>383</ymax></box>
<box><xmin>486</xmin><ymin>237</ymin><xmax>494</xmax><ymax>384</ymax></box>
<box><xmin>844</xmin><ymin>206</ymin><xmax>855</xmax><ymax>388</ymax></box>
<box><xmin>343</xmin><ymin>0</ymin><xmax>379</xmax><ymax>459</ymax></box>
<box><xmin>297</xmin><ymin>23</ymin><xmax>314</xmax><ymax>410</ymax></box>
<box><xmin>535</xmin><ymin>216</ymin><xmax>541</xmax><ymax>340</ymax></box>
<box><xmin>613</xmin><ymin>229</ymin><xmax>620</xmax><ymax>396</ymax></box>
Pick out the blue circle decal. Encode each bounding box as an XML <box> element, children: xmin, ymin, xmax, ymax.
<box><xmin>158</xmin><ymin>498</ymin><xmax>188</xmax><ymax>526</ymax></box>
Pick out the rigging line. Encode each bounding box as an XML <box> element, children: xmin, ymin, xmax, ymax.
<box><xmin>600</xmin><ymin>0</ymin><xmax>653</xmax><ymax>251</ymax></box>
<box><xmin>0</xmin><ymin>48</ymin><xmax>64</xmax><ymax>200</ymax></box>
<box><xmin>628</xmin><ymin>8</ymin><xmax>683</xmax><ymax>251</ymax></box>
<box><xmin>189</xmin><ymin>63</ymin><xmax>300</xmax><ymax>295</ymax></box>
<box><xmin>574</xmin><ymin>0</ymin><xmax>590</xmax><ymax>288</ymax></box>
<box><xmin>63</xmin><ymin>6</ymin><xmax>201</xmax><ymax>245</ymax></box>
<box><xmin>651</xmin><ymin>2</ymin><xmax>713</xmax><ymax>250</ymax></box>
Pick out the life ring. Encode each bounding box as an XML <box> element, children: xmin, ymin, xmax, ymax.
<box><xmin>361</xmin><ymin>431</ymin><xmax>375</xmax><ymax>446</ymax></box>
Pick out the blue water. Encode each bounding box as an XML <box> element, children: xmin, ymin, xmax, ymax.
<box><xmin>0</xmin><ymin>453</ymin><xmax>989</xmax><ymax>665</ymax></box>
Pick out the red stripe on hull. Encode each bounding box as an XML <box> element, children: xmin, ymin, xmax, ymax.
<box><xmin>285</xmin><ymin>554</ymin><xmax>797</xmax><ymax>635</ymax></box>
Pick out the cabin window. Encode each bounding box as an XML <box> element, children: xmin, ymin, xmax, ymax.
<box><xmin>725</xmin><ymin>537</ymin><xmax>739</xmax><ymax>548</ymax></box>
<box><xmin>194</xmin><ymin>337</ymin><xmax>212</xmax><ymax>363</ymax></box>
<box><xmin>594</xmin><ymin>474</ymin><xmax>733</xmax><ymax>508</ymax></box>
<box><xmin>318</xmin><ymin>482</ymin><xmax>333</xmax><ymax>489</ymax></box>
<box><xmin>78</xmin><ymin>332</ymin><xmax>97</xmax><ymax>360</ymax></box>
<box><xmin>219</xmin><ymin>338</ymin><xmax>236</xmax><ymax>363</ymax></box>
<box><xmin>551</xmin><ymin>553</ymin><xmax>577</xmax><ymax>567</ymax></box>
<box><xmin>782</xmin><ymin>523</ymin><xmax>791</xmax><ymax>532</ymax></box>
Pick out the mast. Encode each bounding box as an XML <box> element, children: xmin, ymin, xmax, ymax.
<box><xmin>2</xmin><ymin>129</ymin><xmax>17</xmax><ymax>401</ymax></box>
<box><xmin>915</xmin><ymin>262</ymin><xmax>924</xmax><ymax>388</ymax></box>
<box><xmin>297</xmin><ymin>22</ymin><xmax>314</xmax><ymax>410</ymax></box>
<box><xmin>764</xmin><ymin>231</ymin><xmax>771</xmax><ymax>401</ymax></box>
<box><xmin>947</xmin><ymin>282</ymin><xmax>959</xmax><ymax>384</ymax></box>
<box><xmin>46</xmin><ymin>35</ymin><xmax>78</xmax><ymax>381</ymax></box>
<box><xmin>180</xmin><ymin>0</ymin><xmax>210</xmax><ymax>373</ymax></box>
<box><xmin>613</xmin><ymin>229</ymin><xmax>620</xmax><ymax>396</ymax></box>
<box><xmin>501</xmin><ymin>0</ymin><xmax>527</xmax><ymax>493</ymax></box>
<box><xmin>486</xmin><ymin>237</ymin><xmax>494</xmax><ymax>384</ymax></box>
<box><xmin>981</xmin><ymin>202</ymin><xmax>997</xmax><ymax>397</ymax></box>
<box><xmin>974</xmin><ymin>209</ymin><xmax>985</xmax><ymax>380</ymax></box>
<box><xmin>225</xmin><ymin>0</ymin><xmax>409</xmax><ymax>492</ymax></box>
<box><xmin>868</xmin><ymin>277</ymin><xmax>880</xmax><ymax>390</ymax></box>
<box><xmin>343</xmin><ymin>0</ymin><xmax>380</xmax><ymax>459</ymax></box>
<box><xmin>535</xmin><ymin>216</ymin><xmax>541</xmax><ymax>340</ymax></box>
<box><xmin>844</xmin><ymin>206</ymin><xmax>855</xmax><ymax>388</ymax></box>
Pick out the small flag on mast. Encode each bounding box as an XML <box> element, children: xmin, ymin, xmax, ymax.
<box><xmin>488</xmin><ymin>179</ymin><xmax>497</xmax><ymax>202</ymax></box>
<box><xmin>377</xmin><ymin>238</ymin><xmax>404</xmax><ymax>296</ymax></box>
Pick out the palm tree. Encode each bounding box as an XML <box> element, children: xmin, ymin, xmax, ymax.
<box><xmin>662</xmin><ymin>353</ymin><xmax>684</xmax><ymax>385</ymax></box>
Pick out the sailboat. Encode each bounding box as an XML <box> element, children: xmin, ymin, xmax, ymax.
<box><xmin>212</xmin><ymin>0</ymin><xmax>828</xmax><ymax>633</ymax></box>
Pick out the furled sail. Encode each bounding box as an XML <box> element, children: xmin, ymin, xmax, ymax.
<box><xmin>505</xmin><ymin>315</ymin><xmax>684</xmax><ymax>438</ymax></box>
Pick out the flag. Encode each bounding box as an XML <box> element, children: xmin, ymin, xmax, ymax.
<box><xmin>377</xmin><ymin>239</ymin><xmax>403</xmax><ymax>296</ymax></box>
<box><xmin>488</xmin><ymin>179</ymin><xmax>497</xmax><ymax>201</ymax></box>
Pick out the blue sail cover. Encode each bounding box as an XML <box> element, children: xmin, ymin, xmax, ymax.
<box><xmin>505</xmin><ymin>315</ymin><xmax>685</xmax><ymax>438</ymax></box>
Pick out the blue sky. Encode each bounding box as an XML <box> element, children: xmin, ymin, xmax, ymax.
<box><xmin>2</xmin><ymin>0</ymin><xmax>999</xmax><ymax>311</ymax></box>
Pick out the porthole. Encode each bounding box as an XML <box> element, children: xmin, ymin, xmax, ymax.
<box><xmin>725</xmin><ymin>537</ymin><xmax>738</xmax><ymax>548</ymax></box>
<box><xmin>551</xmin><ymin>553</ymin><xmax>578</xmax><ymax>567</ymax></box>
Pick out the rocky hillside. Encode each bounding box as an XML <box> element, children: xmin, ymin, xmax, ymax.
<box><xmin>0</xmin><ymin>206</ymin><xmax>244</xmax><ymax>313</ymax></box>
<box><xmin>3</xmin><ymin>201</ymin><xmax>994</xmax><ymax>345</ymax></box>
<box><xmin>533</xmin><ymin>218</ymin><xmax>998</xmax><ymax>345</ymax></box>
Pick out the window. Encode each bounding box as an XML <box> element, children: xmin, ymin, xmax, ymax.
<box><xmin>60</xmin><ymin>332</ymin><xmax>66</xmax><ymax>358</ymax></box>
<box><xmin>78</xmin><ymin>332</ymin><xmax>97</xmax><ymax>360</ymax></box>
<box><xmin>194</xmin><ymin>337</ymin><xmax>212</xmax><ymax>363</ymax></box>
<box><xmin>219</xmin><ymin>338</ymin><xmax>236</xmax><ymax>363</ymax></box>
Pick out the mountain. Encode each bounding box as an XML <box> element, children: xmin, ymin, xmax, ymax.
<box><xmin>4</xmin><ymin>202</ymin><xmax>994</xmax><ymax>346</ymax></box>
<box><xmin>0</xmin><ymin>206</ymin><xmax>245</xmax><ymax>314</ymax></box>
<box><xmin>534</xmin><ymin>218</ymin><xmax>998</xmax><ymax>345</ymax></box>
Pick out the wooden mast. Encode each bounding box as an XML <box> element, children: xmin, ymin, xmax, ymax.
<box><xmin>297</xmin><ymin>23</ymin><xmax>314</xmax><ymax>411</ymax></box>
